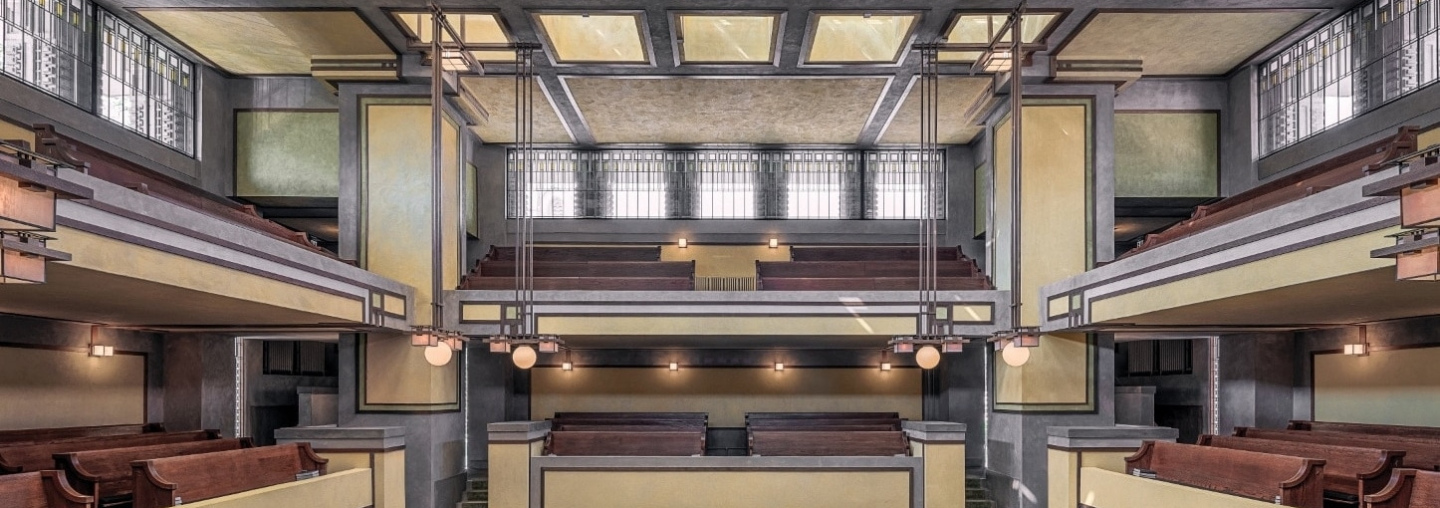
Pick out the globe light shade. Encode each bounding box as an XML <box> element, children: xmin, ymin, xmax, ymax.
<box><xmin>512</xmin><ymin>345</ymin><xmax>538</xmax><ymax>370</ymax></box>
<box><xmin>1002</xmin><ymin>342</ymin><xmax>1032</xmax><ymax>367</ymax></box>
<box><xmin>424</xmin><ymin>344</ymin><xmax>453</xmax><ymax>367</ymax></box>
<box><xmin>915</xmin><ymin>345</ymin><xmax>941</xmax><ymax>370</ymax></box>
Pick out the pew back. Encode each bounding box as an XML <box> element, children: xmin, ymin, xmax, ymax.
<box><xmin>1289</xmin><ymin>421</ymin><xmax>1440</xmax><ymax>441</ymax></box>
<box><xmin>1236</xmin><ymin>428</ymin><xmax>1440</xmax><ymax>471</ymax></box>
<box><xmin>757</xmin><ymin>277</ymin><xmax>990</xmax><ymax>290</ymax></box>
<box><xmin>755</xmin><ymin>261</ymin><xmax>975</xmax><ymax>278</ymax></box>
<box><xmin>748</xmin><ymin>418</ymin><xmax>902</xmax><ymax>431</ymax></box>
<box><xmin>0</xmin><ymin>471</ymin><xmax>92</xmax><ymax>508</ymax></box>
<box><xmin>462</xmin><ymin>276</ymin><xmax>694</xmax><ymax>291</ymax></box>
<box><xmin>487</xmin><ymin>246</ymin><xmax>661</xmax><ymax>262</ymax></box>
<box><xmin>544</xmin><ymin>431</ymin><xmax>704</xmax><ymax>457</ymax></box>
<box><xmin>0</xmin><ymin>431</ymin><xmax>220</xmax><ymax>474</ymax></box>
<box><xmin>479</xmin><ymin>261</ymin><xmax>695</xmax><ymax>278</ymax></box>
<box><xmin>748</xmin><ymin>430</ymin><xmax>909</xmax><ymax>457</ymax></box>
<box><xmin>0</xmin><ymin>425</ymin><xmax>164</xmax><ymax>446</ymax></box>
<box><xmin>130</xmin><ymin>443</ymin><xmax>327</xmax><ymax>508</ymax></box>
<box><xmin>552</xmin><ymin>412</ymin><xmax>708</xmax><ymax>422</ymax></box>
<box><xmin>55</xmin><ymin>438</ymin><xmax>251</xmax><ymax>500</ymax></box>
<box><xmin>789</xmin><ymin>246</ymin><xmax>962</xmax><ymax>262</ymax></box>
<box><xmin>1365</xmin><ymin>469</ymin><xmax>1440</xmax><ymax>508</ymax></box>
<box><xmin>1126</xmin><ymin>441</ymin><xmax>1326</xmax><ymax>508</ymax></box>
<box><xmin>746</xmin><ymin>412</ymin><xmax>900</xmax><ymax>422</ymax></box>
<box><xmin>1201</xmin><ymin>434</ymin><xmax>1403</xmax><ymax>496</ymax></box>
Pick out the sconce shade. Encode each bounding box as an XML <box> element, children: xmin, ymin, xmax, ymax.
<box><xmin>1372</xmin><ymin>230</ymin><xmax>1440</xmax><ymax>281</ymax></box>
<box><xmin>774</xmin><ymin>362</ymin><xmax>784</xmax><ymax>371</ymax></box>
<box><xmin>1344</xmin><ymin>343</ymin><xmax>1369</xmax><ymax>356</ymax></box>
<box><xmin>489</xmin><ymin>339</ymin><xmax>512</xmax><ymax>353</ymax></box>
<box><xmin>915</xmin><ymin>346</ymin><xmax>941</xmax><ymax>370</ymax></box>
<box><xmin>677</xmin><ymin>238</ymin><xmax>688</xmax><ymax>248</ymax></box>
<box><xmin>880</xmin><ymin>362</ymin><xmax>892</xmax><ymax>371</ymax></box>
<box><xmin>669</xmin><ymin>362</ymin><xmax>679</xmax><ymax>371</ymax></box>
<box><xmin>1013</xmin><ymin>330</ymin><xmax>1041</xmax><ymax>348</ymax></box>
<box><xmin>89</xmin><ymin>345</ymin><xmax>114</xmax><ymax>357</ymax></box>
<box><xmin>893</xmin><ymin>341</ymin><xmax>915</xmax><ymax>354</ymax></box>
<box><xmin>1401</xmin><ymin>181</ymin><xmax>1440</xmax><ymax>228</ymax></box>
<box><xmin>1362</xmin><ymin>153</ymin><xmax>1440</xmax><ymax>228</ymax></box>
<box><xmin>562</xmin><ymin>361</ymin><xmax>574</xmax><ymax>371</ymax></box>
<box><xmin>512</xmin><ymin>345</ymin><xmax>537</xmax><ymax>369</ymax></box>
<box><xmin>1</xmin><ymin>232</ymin><xmax>69</xmax><ymax>284</ymax></box>
<box><xmin>768</xmin><ymin>238</ymin><xmax>779</xmax><ymax>249</ymax></box>
<box><xmin>0</xmin><ymin>154</ymin><xmax>91</xmax><ymax>232</ymax></box>
<box><xmin>538</xmin><ymin>339</ymin><xmax>560</xmax><ymax>354</ymax></box>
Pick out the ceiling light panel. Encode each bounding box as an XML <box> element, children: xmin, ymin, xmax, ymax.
<box><xmin>675</xmin><ymin>12</ymin><xmax>781</xmax><ymax>64</ymax></box>
<box><xmin>392</xmin><ymin>11</ymin><xmax>515</xmax><ymax>62</ymax></box>
<box><xmin>534</xmin><ymin>12</ymin><xmax>651</xmax><ymax>64</ymax></box>
<box><xmin>805</xmin><ymin>12</ymin><xmax>920</xmax><ymax>65</ymax></box>
<box><xmin>939</xmin><ymin>12</ymin><xmax>1061</xmax><ymax>62</ymax></box>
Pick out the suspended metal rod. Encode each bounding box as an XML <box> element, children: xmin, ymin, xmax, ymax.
<box><xmin>1008</xmin><ymin>4</ymin><xmax>1025</xmax><ymax>331</ymax></box>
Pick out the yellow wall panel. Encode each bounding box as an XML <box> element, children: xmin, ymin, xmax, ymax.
<box><xmin>235</xmin><ymin>111</ymin><xmax>340</xmax><ymax>198</ymax></box>
<box><xmin>1315</xmin><ymin>346</ymin><xmax>1440</xmax><ymax>426</ymax></box>
<box><xmin>660</xmin><ymin>244</ymin><xmax>790</xmax><ymax>278</ymax></box>
<box><xmin>532</xmin><ymin>367</ymin><xmax>921</xmax><ymax>427</ymax></box>
<box><xmin>1019</xmin><ymin>104</ymin><xmax>1090</xmax><ymax>327</ymax></box>
<box><xmin>1420</xmin><ymin>126</ymin><xmax>1440</xmax><ymax>148</ymax></box>
<box><xmin>180</xmin><ymin>468</ymin><xmax>372</xmax><ymax>508</ymax></box>
<box><xmin>441</xmin><ymin>118</ymin><xmax>462</xmax><ymax>295</ymax></box>
<box><xmin>995</xmin><ymin>333</ymin><xmax>1091</xmax><ymax>406</ymax></box>
<box><xmin>0</xmin><ymin>346</ymin><xmax>145</xmax><ymax>430</ymax></box>
<box><xmin>364</xmin><ymin>101</ymin><xmax>435</xmax><ymax>326</ymax></box>
<box><xmin>0</xmin><ymin>118</ymin><xmax>34</xmax><ymax>147</ymax></box>
<box><xmin>361</xmin><ymin>334</ymin><xmax>458</xmax><ymax>407</ymax></box>
<box><xmin>1079</xmin><ymin>467</ymin><xmax>1282</xmax><ymax>508</ymax></box>
<box><xmin>542</xmin><ymin>470</ymin><xmax>911</xmax><ymax>508</ymax></box>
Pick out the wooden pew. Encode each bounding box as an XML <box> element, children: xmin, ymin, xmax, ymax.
<box><xmin>756</xmin><ymin>261</ymin><xmax>976</xmax><ymax>278</ymax></box>
<box><xmin>1200</xmin><ymin>434</ymin><xmax>1403</xmax><ymax>498</ymax></box>
<box><xmin>550</xmin><ymin>419</ymin><xmax>707</xmax><ymax>431</ymax></box>
<box><xmin>0</xmin><ymin>425</ymin><xmax>165</xmax><ymax>446</ymax></box>
<box><xmin>553</xmin><ymin>412</ymin><xmax>707</xmax><ymax>422</ymax></box>
<box><xmin>789</xmin><ymin>246</ymin><xmax>963</xmax><ymax>262</ymax></box>
<box><xmin>544</xmin><ymin>431</ymin><xmax>705</xmax><ymax>457</ymax></box>
<box><xmin>747</xmin><ymin>430</ymin><xmax>908</xmax><ymax>457</ymax></box>
<box><xmin>478</xmin><ymin>260</ymin><xmax>696</xmax><ymax>278</ymax></box>
<box><xmin>130</xmin><ymin>443</ymin><xmax>327</xmax><ymax>508</ymax></box>
<box><xmin>1236</xmin><ymin>428</ymin><xmax>1440</xmax><ymax>471</ymax></box>
<box><xmin>1364</xmin><ymin>469</ymin><xmax>1440</xmax><ymax>508</ymax></box>
<box><xmin>747</xmin><ymin>412</ymin><xmax>900</xmax><ymax>421</ymax></box>
<box><xmin>758</xmin><ymin>277</ymin><xmax>991</xmax><ymax>290</ymax></box>
<box><xmin>0</xmin><ymin>471</ymin><xmax>93</xmax><ymax>508</ymax></box>
<box><xmin>1289</xmin><ymin>421</ymin><xmax>1440</xmax><ymax>441</ymax></box>
<box><xmin>461</xmin><ymin>276</ymin><xmax>694</xmax><ymax>291</ymax></box>
<box><xmin>54</xmin><ymin>438</ymin><xmax>252</xmax><ymax>503</ymax></box>
<box><xmin>486</xmin><ymin>245</ymin><xmax>662</xmax><ymax>262</ymax></box>
<box><xmin>0</xmin><ymin>431</ymin><xmax>221</xmax><ymax>475</ymax></box>
<box><xmin>1125</xmin><ymin>441</ymin><xmax>1326</xmax><ymax>508</ymax></box>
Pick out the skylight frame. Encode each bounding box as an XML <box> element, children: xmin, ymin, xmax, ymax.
<box><xmin>530</xmin><ymin>10</ymin><xmax>656</xmax><ymax>67</ymax></box>
<box><xmin>386</xmin><ymin>9</ymin><xmax>519</xmax><ymax>63</ymax></box>
<box><xmin>669</xmin><ymin>10</ymin><xmax>786</xmax><ymax>66</ymax></box>
<box><xmin>800</xmin><ymin>10</ymin><xmax>924</xmax><ymax>67</ymax></box>
<box><xmin>936</xmin><ymin>9</ymin><xmax>1068</xmax><ymax>63</ymax></box>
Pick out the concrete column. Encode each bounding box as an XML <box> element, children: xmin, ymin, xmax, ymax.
<box><xmin>1217</xmin><ymin>333</ymin><xmax>1296</xmax><ymax>432</ymax></box>
<box><xmin>487</xmin><ymin>421</ymin><xmax>551</xmax><ymax>508</ymax></box>
<box><xmin>276</xmin><ymin>426</ymin><xmax>407</xmax><ymax>508</ymax></box>
<box><xmin>1045</xmin><ymin>426</ymin><xmax>1178</xmax><ymax>508</ymax></box>
<box><xmin>903</xmin><ymin>422</ymin><xmax>967</xmax><ymax>508</ymax></box>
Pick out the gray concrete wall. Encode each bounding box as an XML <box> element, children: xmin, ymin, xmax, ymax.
<box><xmin>242</xmin><ymin>340</ymin><xmax>338</xmax><ymax>445</ymax></box>
<box><xmin>162</xmin><ymin>334</ymin><xmax>240</xmax><ymax>436</ymax></box>
<box><xmin>0</xmin><ymin>313</ymin><xmax>166</xmax><ymax>425</ymax></box>
<box><xmin>1216</xmin><ymin>333</ymin><xmax>1295</xmax><ymax>432</ymax></box>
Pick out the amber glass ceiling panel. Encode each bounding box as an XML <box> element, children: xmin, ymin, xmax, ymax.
<box><xmin>535</xmin><ymin>13</ymin><xmax>650</xmax><ymax>64</ymax></box>
<box><xmin>392</xmin><ymin>12</ymin><xmax>515</xmax><ymax>61</ymax></box>
<box><xmin>805</xmin><ymin>13</ymin><xmax>919</xmax><ymax>64</ymax></box>
<box><xmin>677</xmin><ymin>13</ymin><xmax>779</xmax><ymax>64</ymax></box>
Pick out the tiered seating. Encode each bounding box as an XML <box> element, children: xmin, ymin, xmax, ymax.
<box><xmin>460</xmin><ymin>246</ymin><xmax>695</xmax><ymax>291</ymax></box>
<box><xmin>758</xmin><ymin>246</ymin><xmax>991</xmax><ymax>291</ymax></box>
<box><xmin>1125</xmin><ymin>441</ymin><xmax>1326</xmax><ymax>508</ymax></box>
<box><xmin>745</xmin><ymin>412</ymin><xmax>909</xmax><ymax>457</ymax></box>
<box><xmin>1122</xmin><ymin>126</ymin><xmax>1419</xmax><ymax>258</ymax></box>
<box><xmin>1236</xmin><ymin>428</ymin><xmax>1440</xmax><ymax>471</ymax></box>
<box><xmin>544</xmin><ymin>412</ymin><xmax>706</xmax><ymax>456</ymax></box>
<box><xmin>0</xmin><ymin>430</ymin><xmax>221</xmax><ymax>474</ymax></box>
<box><xmin>0</xmin><ymin>424</ymin><xmax>165</xmax><ymax>446</ymax></box>
<box><xmin>55</xmin><ymin>438</ymin><xmax>252</xmax><ymax>504</ymax></box>
<box><xmin>0</xmin><ymin>470</ymin><xmax>92</xmax><ymax>508</ymax></box>
<box><xmin>1288</xmin><ymin>421</ymin><xmax>1440</xmax><ymax>441</ymax></box>
<box><xmin>130</xmin><ymin>443</ymin><xmax>327</xmax><ymax>508</ymax></box>
<box><xmin>1199</xmin><ymin>434</ymin><xmax>1403</xmax><ymax>499</ymax></box>
<box><xmin>1365</xmin><ymin>469</ymin><xmax>1440</xmax><ymax>508</ymax></box>
<box><xmin>31</xmin><ymin>125</ymin><xmax>334</xmax><ymax>257</ymax></box>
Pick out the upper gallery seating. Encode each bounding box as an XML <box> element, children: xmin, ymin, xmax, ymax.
<box><xmin>1288</xmin><ymin>420</ymin><xmax>1440</xmax><ymax>441</ymax></box>
<box><xmin>460</xmin><ymin>246</ymin><xmax>695</xmax><ymax>291</ymax></box>
<box><xmin>544</xmin><ymin>412</ymin><xmax>707</xmax><ymax>456</ymax></box>
<box><xmin>0</xmin><ymin>424</ymin><xmax>165</xmax><ymax>446</ymax></box>
<box><xmin>1365</xmin><ymin>469</ymin><xmax>1440</xmax><ymax>508</ymax></box>
<box><xmin>758</xmin><ymin>246</ymin><xmax>992</xmax><ymax>291</ymax></box>
<box><xmin>746</xmin><ymin>412</ymin><xmax>909</xmax><ymax>457</ymax></box>
<box><xmin>26</xmin><ymin>125</ymin><xmax>334</xmax><ymax>257</ymax></box>
<box><xmin>1121</xmin><ymin>126</ymin><xmax>1420</xmax><ymax>258</ymax></box>
<box><xmin>0</xmin><ymin>470</ymin><xmax>92</xmax><ymax>508</ymax></box>
<box><xmin>1125</xmin><ymin>441</ymin><xmax>1327</xmax><ymax>508</ymax></box>
<box><xmin>130</xmin><ymin>442</ymin><xmax>328</xmax><ymax>508</ymax></box>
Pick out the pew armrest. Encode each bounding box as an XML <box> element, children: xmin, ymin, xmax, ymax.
<box><xmin>53</xmin><ymin>452</ymin><xmax>101</xmax><ymax>483</ymax></box>
<box><xmin>133</xmin><ymin>460</ymin><xmax>180</xmax><ymax>491</ymax></box>
<box><xmin>1124</xmin><ymin>441</ymin><xmax>1155</xmax><ymax>472</ymax></box>
<box><xmin>42</xmin><ymin>470</ymin><xmax>94</xmax><ymax>508</ymax></box>
<box><xmin>297</xmin><ymin>442</ymin><xmax>329</xmax><ymax>475</ymax></box>
<box><xmin>1279</xmin><ymin>459</ymin><xmax>1325</xmax><ymax>489</ymax></box>
<box><xmin>1364</xmin><ymin>469</ymin><xmax>1418</xmax><ymax>508</ymax></box>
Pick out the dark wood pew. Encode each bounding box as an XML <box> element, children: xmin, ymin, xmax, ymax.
<box><xmin>1365</xmin><ymin>469</ymin><xmax>1440</xmax><ymax>508</ymax></box>
<box><xmin>748</xmin><ymin>430</ymin><xmax>909</xmax><ymax>457</ymax></box>
<box><xmin>790</xmin><ymin>246</ymin><xmax>963</xmax><ymax>262</ymax></box>
<box><xmin>544</xmin><ymin>431</ymin><xmax>704</xmax><ymax>457</ymax></box>
<box><xmin>1125</xmin><ymin>441</ymin><xmax>1326</xmax><ymax>508</ymax></box>
<box><xmin>461</xmin><ymin>276</ymin><xmax>694</xmax><ymax>291</ymax></box>
<box><xmin>0</xmin><ymin>471</ymin><xmax>92</xmax><ymax>508</ymax></box>
<box><xmin>1200</xmin><ymin>434</ymin><xmax>1403</xmax><ymax>498</ymax></box>
<box><xmin>478</xmin><ymin>260</ymin><xmax>695</xmax><ymax>278</ymax></box>
<box><xmin>0</xmin><ymin>431</ymin><xmax>221</xmax><ymax>475</ymax></box>
<box><xmin>0</xmin><ymin>425</ymin><xmax>165</xmax><ymax>446</ymax></box>
<box><xmin>1236</xmin><ymin>428</ymin><xmax>1440</xmax><ymax>471</ymax></box>
<box><xmin>553</xmin><ymin>412</ymin><xmax>707</xmax><ymax>421</ymax></box>
<box><xmin>486</xmin><ymin>246</ymin><xmax>662</xmax><ymax>262</ymax></box>
<box><xmin>54</xmin><ymin>438</ymin><xmax>252</xmax><ymax>503</ymax></box>
<box><xmin>758</xmin><ymin>277</ymin><xmax>991</xmax><ymax>290</ymax></box>
<box><xmin>550</xmin><ymin>418</ymin><xmax>707</xmax><ymax>431</ymax></box>
<box><xmin>130</xmin><ymin>443</ymin><xmax>327</xmax><ymax>508</ymax></box>
<box><xmin>756</xmin><ymin>261</ymin><xmax>976</xmax><ymax>278</ymax></box>
<box><xmin>1124</xmin><ymin>126</ymin><xmax>1419</xmax><ymax>258</ymax></box>
<box><xmin>747</xmin><ymin>412</ymin><xmax>900</xmax><ymax>421</ymax></box>
<box><xmin>1289</xmin><ymin>421</ymin><xmax>1440</xmax><ymax>441</ymax></box>
<box><xmin>747</xmin><ymin>420</ymin><xmax>902</xmax><ymax>432</ymax></box>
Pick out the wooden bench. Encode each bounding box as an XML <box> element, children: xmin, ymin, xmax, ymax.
<box><xmin>55</xmin><ymin>438</ymin><xmax>252</xmax><ymax>503</ymax></box>
<box><xmin>551</xmin><ymin>418</ymin><xmax>707</xmax><ymax>430</ymax></box>
<box><xmin>0</xmin><ymin>431</ymin><xmax>221</xmax><ymax>474</ymax></box>
<box><xmin>461</xmin><ymin>276</ymin><xmax>694</xmax><ymax>291</ymax></box>
<box><xmin>1125</xmin><ymin>441</ymin><xmax>1326</xmax><ymax>508</ymax></box>
<box><xmin>553</xmin><ymin>412</ymin><xmax>707</xmax><ymax>422</ymax></box>
<box><xmin>747</xmin><ymin>412</ymin><xmax>900</xmax><ymax>421</ymax></box>
<box><xmin>486</xmin><ymin>246</ymin><xmax>662</xmax><ymax>262</ymax></box>
<box><xmin>789</xmin><ymin>246</ymin><xmax>963</xmax><ymax>262</ymax></box>
<box><xmin>0</xmin><ymin>471</ymin><xmax>92</xmax><ymax>508</ymax></box>
<box><xmin>1200</xmin><ymin>434</ymin><xmax>1403</xmax><ymax>498</ymax></box>
<box><xmin>756</xmin><ymin>261</ymin><xmax>976</xmax><ymax>278</ymax></box>
<box><xmin>130</xmin><ymin>443</ymin><xmax>327</xmax><ymax>508</ymax></box>
<box><xmin>758</xmin><ymin>277</ymin><xmax>990</xmax><ymax>290</ymax></box>
<box><xmin>748</xmin><ymin>430</ymin><xmax>909</xmax><ymax>457</ymax></box>
<box><xmin>478</xmin><ymin>260</ymin><xmax>696</xmax><ymax>278</ymax></box>
<box><xmin>1364</xmin><ymin>469</ymin><xmax>1440</xmax><ymax>508</ymax></box>
<box><xmin>0</xmin><ymin>425</ymin><xmax>165</xmax><ymax>446</ymax></box>
<box><xmin>1289</xmin><ymin>421</ymin><xmax>1440</xmax><ymax>441</ymax></box>
<box><xmin>1236</xmin><ymin>428</ymin><xmax>1440</xmax><ymax>471</ymax></box>
<box><xmin>544</xmin><ymin>431</ymin><xmax>705</xmax><ymax>456</ymax></box>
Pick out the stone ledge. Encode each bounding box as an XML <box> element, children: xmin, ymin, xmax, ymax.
<box><xmin>1046</xmin><ymin>425</ymin><xmax>1177</xmax><ymax>450</ymax></box>
<box><xmin>488</xmin><ymin>420</ymin><xmax>552</xmax><ymax>443</ymax></box>
<box><xmin>275</xmin><ymin>425</ymin><xmax>406</xmax><ymax>452</ymax></box>
<box><xmin>902</xmin><ymin>421</ymin><xmax>966</xmax><ymax>444</ymax></box>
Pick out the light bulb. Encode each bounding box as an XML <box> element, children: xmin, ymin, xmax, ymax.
<box><xmin>512</xmin><ymin>345</ymin><xmax>537</xmax><ymax>369</ymax></box>
<box><xmin>916</xmin><ymin>346</ymin><xmax>941</xmax><ymax>370</ymax></box>
<box><xmin>1002</xmin><ymin>342</ymin><xmax>1031</xmax><ymax>367</ymax></box>
<box><xmin>424</xmin><ymin>344</ymin><xmax>453</xmax><ymax>367</ymax></box>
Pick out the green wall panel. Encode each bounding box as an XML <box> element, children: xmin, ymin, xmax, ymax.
<box><xmin>1114</xmin><ymin>112</ymin><xmax>1219</xmax><ymax>198</ymax></box>
<box><xmin>235</xmin><ymin>110</ymin><xmax>340</xmax><ymax>197</ymax></box>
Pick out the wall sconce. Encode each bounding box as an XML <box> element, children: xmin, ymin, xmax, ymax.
<box><xmin>1362</xmin><ymin>150</ymin><xmax>1440</xmax><ymax>228</ymax></box>
<box><xmin>1345</xmin><ymin>326</ymin><xmax>1370</xmax><ymax>357</ymax></box>
<box><xmin>89</xmin><ymin>345</ymin><xmax>114</xmax><ymax>357</ymax></box>
<box><xmin>0</xmin><ymin>142</ymin><xmax>94</xmax><ymax>232</ymax></box>
<box><xmin>768</xmin><ymin>238</ymin><xmax>779</xmax><ymax>249</ymax></box>
<box><xmin>880</xmin><ymin>351</ymin><xmax>892</xmax><ymax>371</ymax></box>
<box><xmin>669</xmin><ymin>362</ymin><xmax>680</xmax><ymax>371</ymax></box>
<box><xmin>880</xmin><ymin>361</ymin><xmax>892</xmax><ymax>371</ymax></box>
<box><xmin>1372</xmin><ymin>230</ymin><xmax>1440</xmax><ymax>281</ymax></box>
<box><xmin>562</xmin><ymin>351</ymin><xmax>574</xmax><ymax>371</ymax></box>
<box><xmin>774</xmin><ymin>362</ymin><xmax>785</xmax><ymax>372</ymax></box>
<box><xmin>1</xmin><ymin>232</ymin><xmax>69</xmax><ymax>284</ymax></box>
<box><xmin>677</xmin><ymin>238</ymin><xmax>688</xmax><ymax>249</ymax></box>
<box><xmin>942</xmin><ymin>339</ymin><xmax>965</xmax><ymax>353</ymax></box>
